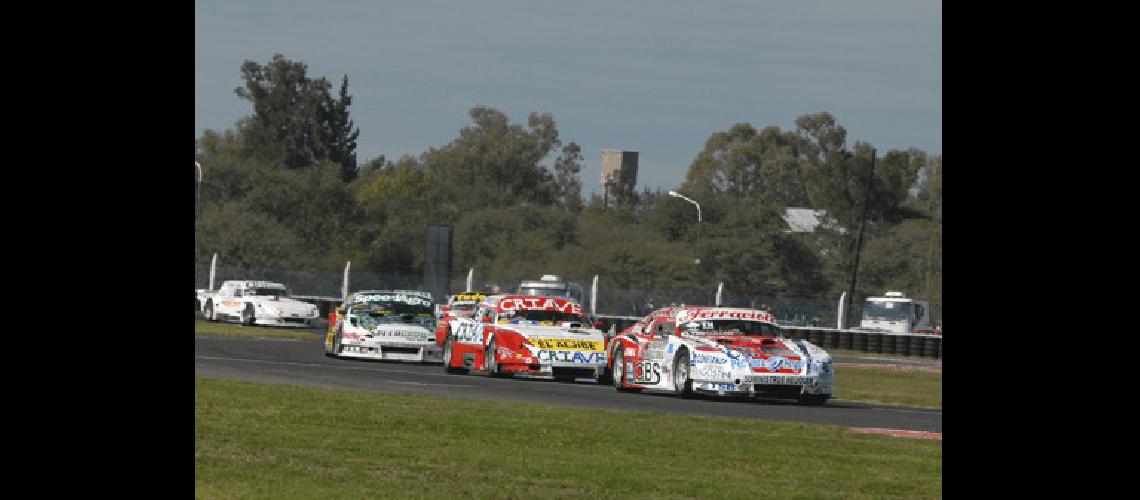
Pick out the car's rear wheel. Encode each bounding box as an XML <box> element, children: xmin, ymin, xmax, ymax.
<box><xmin>205</xmin><ymin>300</ymin><xmax>216</xmax><ymax>322</ymax></box>
<box><xmin>241</xmin><ymin>304</ymin><xmax>255</xmax><ymax>326</ymax></box>
<box><xmin>443</xmin><ymin>337</ymin><xmax>467</xmax><ymax>374</ymax></box>
<box><xmin>672</xmin><ymin>348</ymin><xmax>693</xmax><ymax>398</ymax></box>
<box><xmin>612</xmin><ymin>347</ymin><xmax>632</xmax><ymax>392</ymax></box>
<box><xmin>485</xmin><ymin>339</ymin><xmax>500</xmax><ymax>377</ymax></box>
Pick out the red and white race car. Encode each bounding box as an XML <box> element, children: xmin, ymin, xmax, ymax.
<box><xmin>604</xmin><ymin>306</ymin><xmax>834</xmax><ymax>405</ymax></box>
<box><xmin>441</xmin><ymin>295</ymin><xmax>608</xmax><ymax>382</ymax></box>
<box><xmin>433</xmin><ymin>292</ymin><xmax>487</xmax><ymax>346</ymax></box>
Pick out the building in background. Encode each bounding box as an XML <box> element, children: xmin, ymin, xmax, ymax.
<box><xmin>601</xmin><ymin>149</ymin><xmax>638</xmax><ymax>208</ymax></box>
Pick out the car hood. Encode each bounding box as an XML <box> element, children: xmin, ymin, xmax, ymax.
<box><xmin>688</xmin><ymin>335</ymin><xmax>823</xmax><ymax>374</ymax></box>
<box><xmin>498</xmin><ymin>324</ymin><xmax>606</xmax><ymax>346</ymax></box>
<box><xmin>359</xmin><ymin>323</ymin><xmax>434</xmax><ymax>343</ymax></box>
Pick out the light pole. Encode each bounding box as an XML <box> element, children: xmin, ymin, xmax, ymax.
<box><xmin>668</xmin><ymin>190</ymin><xmax>701</xmax><ymax>265</ymax></box>
<box><xmin>195</xmin><ymin>161</ymin><xmax>203</xmax><ymax>216</ymax></box>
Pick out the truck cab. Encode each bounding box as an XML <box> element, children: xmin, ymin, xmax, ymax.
<box><xmin>858</xmin><ymin>291</ymin><xmax>932</xmax><ymax>334</ymax></box>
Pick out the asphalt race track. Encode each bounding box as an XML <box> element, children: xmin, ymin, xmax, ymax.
<box><xmin>195</xmin><ymin>335</ymin><xmax>942</xmax><ymax>432</ymax></box>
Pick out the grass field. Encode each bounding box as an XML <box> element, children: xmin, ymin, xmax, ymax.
<box><xmin>196</xmin><ymin>378</ymin><xmax>941</xmax><ymax>498</ymax></box>
<box><xmin>834</xmin><ymin>367</ymin><xmax>942</xmax><ymax>409</ymax></box>
<box><xmin>194</xmin><ymin>320</ymin><xmax>321</xmax><ymax>340</ymax></box>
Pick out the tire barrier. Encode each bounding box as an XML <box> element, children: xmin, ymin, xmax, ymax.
<box><xmin>895</xmin><ymin>335</ymin><xmax>910</xmax><ymax>357</ymax></box>
<box><xmin>880</xmin><ymin>334</ymin><xmax>896</xmax><ymax>355</ymax></box>
<box><xmin>594</xmin><ymin>318</ymin><xmax>944</xmax><ymax>359</ymax></box>
<box><xmin>824</xmin><ymin>330</ymin><xmax>839</xmax><ymax>349</ymax></box>
<box><xmin>809</xmin><ymin>330</ymin><xmax>825</xmax><ymax>346</ymax></box>
<box><xmin>866</xmin><ymin>333</ymin><xmax>882</xmax><ymax>352</ymax></box>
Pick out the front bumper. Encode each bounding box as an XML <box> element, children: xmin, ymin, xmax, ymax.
<box><xmin>338</xmin><ymin>341</ymin><xmax>444</xmax><ymax>362</ymax></box>
<box><xmin>252</xmin><ymin>317</ymin><xmax>316</xmax><ymax>328</ymax></box>
<box><xmin>691</xmin><ymin>373</ymin><xmax>833</xmax><ymax>395</ymax></box>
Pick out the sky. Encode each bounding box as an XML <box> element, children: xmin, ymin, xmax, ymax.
<box><xmin>195</xmin><ymin>0</ymin><xmax>941</xmax><ymax>195</ymax></box>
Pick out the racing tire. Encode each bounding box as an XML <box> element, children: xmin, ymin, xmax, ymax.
<box><xmin>612</xmin><ymin>347</ymin><xmax>630</xmax><ymax>392</ymax></box>
<box><xmin>329</xmin><ymin>326</ymin><xmax>344</xmax><ymax>358</ymax></box>
<box><xmin>672</xmin><ymin>347</ymin><xmax>693</xmax><ymax>398</ymax></box>
<box><xmin>484</xmin><ymin>339</ymin><xmax>501</xmax><ymax>378</ymax></box>
<box><xmin>443</xmin><ymin>337</ymin><xmax>467</xmax><ymax>374</ymax></box>
<box><xmin>241</xmin><ymin>304</ymin><xmax>255</xmax><ymax>327</ymax></box>
<box><xmin>205</xmin><ymin>300</ymin><xmax>216</xmax><ymax>322</ymax></box>
<box><xmin>595</xmin><ymin>366</ymin><xmax>613</xmax><ymax>386</ymax></box>
<box><xmin>798</xmin><ymin>393</ymin><xmax>829</xmax><ymax>406</ymax></box>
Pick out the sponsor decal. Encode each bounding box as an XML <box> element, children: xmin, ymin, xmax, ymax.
<box><xmin>453</xmin><ymin>293</ymin><xmax>486</xmax><ymax>302</ymax></box>
<box><xmin>692</xmin><ymin>353</ymin><xmax>727</xmax><ymax>365</ymax></box>
<box><xmin>624</xmin><ymin>347</ymin><xmax>636</xmax><ymax>357</ymax></box>
<box><xmin>498</xmin><ymin>297</ymin><xmax>582</xmax><ymax>315</ymax></box>
<box><xmin>354</xmin><ymin>293</ymin><xmax>432</xmax><ymax>307</ymax></box>
<box><xmin>530</xmin><ymin>339</ymin><xmax>604</xmax><ymax>351</ymax></box>
<box><xmin>748</xmin><ymin>356</ymin><xmax>804</xmax><ymax>372</ymax></box>
<box><xmin>676</xmin><ymin>309</ymin><xmax>774</xmax><ymax>323</ymax></box>
<box><xmin>633</xmin><ymin>361</ymin><xmax>662</xmax><ymax>384</ymax></box>
<box><xmin>666</xmin><ymin>344</ymin><xmax>675</xmax><ymax>354</ymax></box>
<box><xmin>625</xmin><ymin>360</ymin><xmax>635</xmax><ymax>382</ymax></box>
<box><xmin>536</xmin><ymin>350</ymin><xmax>605</xmax><ymax>364</ymax></box>
<box><xmin>698</xmin><ymin>382</ymin><xmax>738</xmax><ymax>392</ymax></box>
<box><xmin>693</xmin><ymin>367</ymin><xmax>732</xmax><ymax>380</ymax></box>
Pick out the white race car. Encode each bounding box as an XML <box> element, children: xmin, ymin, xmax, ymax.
<box><xmin>325</xmin><ymin>290</ymin><xmax>442</xmax><ymax>363</ymax></box>
<box><xmin>201</xmin><ymin>280</ymin><xmax>320</xmax><ymax>328</ymax></box>
<box><xmin>608</xmin><ymin>306</ymin><xmax>834</xmax><ymax>404</ymax></box>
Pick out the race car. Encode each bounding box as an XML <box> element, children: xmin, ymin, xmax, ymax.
<box><xmin>325</xmin><ymin>290</ymin><xmax>442</xmax><ymax>362</ymax></box>
<box><xmin>433</xmin><ymin>292</ymin><xmax>487</xmax><ymax>346</ymax></box>
<box><xmin>201</xmin><ymin>280</ymin><xmax>320</xmax><ymax>327</ymax></box>
<box><xmin>441</xmin><ymin>295</ymin><xmax>608</xmax><ymax>382</ymax></box>
<box><xmin>606</xmin><ymin>306</ymin><xmax>834</xmax><ymax>405</ymax></box>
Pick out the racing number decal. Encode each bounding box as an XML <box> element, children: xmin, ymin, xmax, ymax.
<box><xmin>633</xmin><ymin>361</ymin><xmax>661</xmax><ymax>384</ymax></box>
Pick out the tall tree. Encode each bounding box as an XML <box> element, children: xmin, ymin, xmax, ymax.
<box><xmin>234</xmin><ymin>54</ymin><xmax>359</xmax><ymax>175</ymax></box>
<box><xmin>553</xmin><ymin>141</ymin><xmax>584</xmax><ymax>212</ymax></box>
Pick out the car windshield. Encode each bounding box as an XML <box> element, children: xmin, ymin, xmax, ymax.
<box><xmin>249</xmin><ymin>288</ymin><xmax>287</xmax><ymax>297</ymax></box>
<box><xmin>359</xmin><ymin>309</ymin><xmax>436</xmax><ymax>329</ymax></box>
<box><xmin>862</xmin><ymin>301</ymin><xmax>910</xmax><ymax>321</ymax></box>
<box><xmin>450</xmin><ymin>305</ymin><xmax>478</xmax><ymax>317</ymax></box>
<box><xmin>680</xmin><ymin>319</ymin><xmax>781</xmax><ymax>336</ymax></box>
<box><xmin>503</xmin><ymin>309</ymin><xmax>585</xmax><ymax>325</ymax></box>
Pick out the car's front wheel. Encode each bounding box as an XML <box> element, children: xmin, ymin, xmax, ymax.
<box><xmin>443</xmin><ymin>336</ymin><xmax>467</xmax><ymax>374</ymax></box>
<box><xmin>485</xmin><ymin>339</ymin><xmax>500</xmax><ymax>377</ymax></box>
<box><xmin>330</xmin><ymin>326</ymin><xmax>344</xmax><ymax>357</ymax></box>
<box><xmin>241</xmin><ymin>304</ymin><xmax>255</xmax><ymax>326</ymax></box>
<box><xmin>672</xmin><ymin>348</ymin><xmax>693</xmax><ymax>398</ymax></box>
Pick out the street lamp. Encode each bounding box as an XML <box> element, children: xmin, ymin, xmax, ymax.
<box><xmin>668</xmin><ymin>190</ymin><xmax>701</xmax><ymax>264</ymax></box>
<box><xmin>195</xmin><ymin>161</ymin><xmax>203</xmax><ymax>216</ymax></box>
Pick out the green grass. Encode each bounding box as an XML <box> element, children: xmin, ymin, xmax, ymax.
<box><xmin>196</xmin><ymin>378</ymin><xmax>941</xmax><ymax>499</ymax></box>
<box><xmin>835</xmin><ymin>367</ymin><xmax>942</xmax><ymax>408</ymax></box>
<box><xmin>826</xmin><ymin>348</ymin><xmax>942</xmax><ymax>362</ymax></box>
<box><xmin>194</xmin><ymin>320</ymin><xmax>321</xmax><ymax>340</ymax></box>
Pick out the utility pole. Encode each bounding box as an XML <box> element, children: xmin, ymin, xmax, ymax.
<box><xmin>845</xmin><ymin>148</ymin><xmax>875</xmax><ymax>328</ymax></box>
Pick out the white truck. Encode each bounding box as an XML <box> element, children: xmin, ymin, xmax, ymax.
<box><xmin>858</xmin><ymin>291</ymin><xmax>936</xmax><ymax>334</ymax></box>
<box><xmin>200</xmin><ymin>280</ymin><xmax>321</xmax><ymax>328</ymax></box>
<box><xmin>517</xmin><ymin>275</ymin><xmax>587</xmax><ymax>307</ymax></box>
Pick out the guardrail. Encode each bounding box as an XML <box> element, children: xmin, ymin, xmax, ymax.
<box><xmin>594</xmin><ymin>315</ymin><xmax>942</xmax><ymax>359</ymax></box>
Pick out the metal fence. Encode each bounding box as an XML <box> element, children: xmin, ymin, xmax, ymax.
<box><xmin>195</xmin><ymin>262</ymin><xmax>939</xmax><ymax>329</ymax></box>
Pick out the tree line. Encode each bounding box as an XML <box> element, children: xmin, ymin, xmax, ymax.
<box><xmin>194</xmin><ymin>54</ymin><xmax>942</xmax><ymax>317</ymax></box>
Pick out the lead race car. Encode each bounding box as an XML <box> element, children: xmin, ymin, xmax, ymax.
<box><xmin>441</xmin><ymin>295</ymin><xmax>608</xmax><ymax>382</ymax></box>
<box><xmin>325</xmin><ymin>290</ymin><xmax>442</xmax><ymax>362</ymax></box>
<box><xmin>607</xmin><ymin>306</ymin><xmax>834</xmax><ymax>405</ymax></box>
